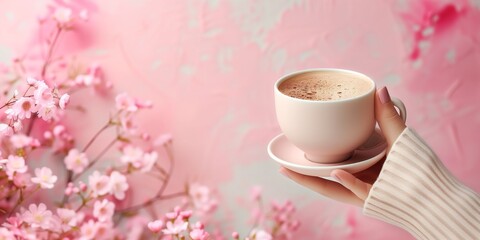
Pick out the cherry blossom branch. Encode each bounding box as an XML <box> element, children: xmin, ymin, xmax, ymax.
<box><xmin>60</xmin><ymin>171</ymin><xmax>73</xmax><ymax>205</ymax></box>
<box><xmin>75</xmin><ymin>193</ymin><xmax>90</xmax><ymax>212</ymax></box>
<box><xmin>0</xmin><ymin>96</ymin><xmax>16</xmax><ymax>110</ymax></box>
<box><xmin>72</xmin><ymin>138</ymin><xmax>117</xmax><ymax>181</ymax></box>
<box><xmin>118</xmin><ymin>191</ymin><xmax>187</xmax><ymax>214</ymax></box>
<box><xmin>249</xmin><ymin>197</ymin><xmax>264</xmax><ymax>233</ymax></box>
<box><xmin>41</xmin><ymin>27</ymin><xmax>63</xmax><ymax>78</ymax></box>
<box><xmin>82</xmin><ymin>121</ymin><xmax>113</xmax><ymax>153</ymax></box>
<box><xmin>8</xmin><ymin>186</ymin><xmax>40</xmax><ymax>217</ymax></box>
<box><xmin>25</xmin><ymin>26</ymin><xmax>62</xmax><ymax>136</ymax></box>
<box><xmin>117</xmin><ymin>143</ymin><xmax>179</xmax><ymax>213</ymax></box>
<box><xmin>62</xmin><ymin>119</ymin><xmax>115</xmax><ymax>204</ymax></box>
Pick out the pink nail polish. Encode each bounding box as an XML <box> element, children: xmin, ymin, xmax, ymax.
<box><xmin>378</xmin><ymin>86</ymin><xmax>391</xmax><ymax>104</ymax></box>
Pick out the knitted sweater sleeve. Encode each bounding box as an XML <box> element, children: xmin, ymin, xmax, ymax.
<box><xmin>363</xmin><ymin>128</ymin><xmax>480</xmax><ymax>240</ymax></box>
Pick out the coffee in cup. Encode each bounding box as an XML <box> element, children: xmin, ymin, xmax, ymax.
<box><xmin>278</xmin><ymin>71</ymin><xmax>372</xmax><ymax>101</ymax></box>
<box><xmin>274</xmin><ymin>68</ymin><xmax>406</xmax><ymax>164</ymax></box>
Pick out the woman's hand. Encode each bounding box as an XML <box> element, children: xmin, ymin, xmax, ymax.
<box><xmin>279</xmin><ymin>87</ymin><xmax>406</xmax><ymax>207</ymax></box>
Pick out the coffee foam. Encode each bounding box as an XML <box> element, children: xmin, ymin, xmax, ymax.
<box><xmin>278</xmin><ymin>71</ymin><xmax>372</xmax><ymax>101</ymax></box>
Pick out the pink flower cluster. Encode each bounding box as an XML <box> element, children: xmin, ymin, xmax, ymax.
<box><xmin>147</xmin><ymin>206</ymin><xmax>210</xmax><ymax>240</ymax></box>
<box><xmin>145</xmin><ymin>185</ymin><xmax>302</xmax><ymax>240</ymax></box>
<box><xmin>0</xmin><ymin>77</ymin><xmax>70</xmax><ymax>135</ymax></box>
<box><xmin>242</xmin><ymin>187</ymin><xmax>301</xmax><ymax>240</ymax></box>
<box><xmin>0</xmin><ymin>1</ymin><xmax>302</xmax><ymax>239</ymax></box>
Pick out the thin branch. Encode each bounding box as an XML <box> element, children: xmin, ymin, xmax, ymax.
<box><xmin>41</xmin><ymin>27</ymin><xmax>63</xmax><ymax>78</ymax></box>
<box><xmin>0</xmin><ymin>97</ymin><xmax>15</xmax><ymax>110</ymax></box>
<box><xmin>60</xmin><ymin>171</ymin><xmax>73</xmax><ymax>206</ymax></box>
<box><xmin>26</xmin><ymin>116</ymin><xmax>37</xmax><ymax>136</ymax></box>
<box><xmin>72</xmin><ymin>138</ymin><xmax>117</xmax><ymax>181</ymax></box>
<box><xmin>117</xmin><ymin>143</ymin><xmax>179</xmax><ymax>213</ymax></box>
<box><xmin>117</xmin><ymin>191</ymin><xmax>187</xmax><ymax>213</ymax></box>
<box><xmin>8</xmin><ymin>186</ymin><xmax>40</xmax><ymax>217</ymax></box>
<box><xmin>82</xmin><ymin>121</ymin><xmax>112</xmax><ymax>153</ymax></box>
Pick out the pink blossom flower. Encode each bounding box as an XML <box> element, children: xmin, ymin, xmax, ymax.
<box><xmin>0</xmin><ymin>227</ymin><xmax>14</xmax><ymax>239</ymax></box>
<box><xmin>56</xmin><ymin>208</ymin><xmax>77</xmax><ymax>231</ymax></box>
<box><xmin>10</xmin><ymin>134</ymin><xmax>34</xmax><ymax>149</ymax></box>
<box><xmin>5</xmin><ymin>155</ymin><xmax>28</xmax><ymax>179</ymax></box>
<box><xmin>44</xmin><ymin>131</ymin><xmax>52</xmax><ymax>139</ymax></box>
<box><xmin>53</xmin><ymin>7</ymin><xmax>73</xmax><ymax>25</ymax></box>
<box><xmin>232</xmin><ymin>232</ymin><xmax>240</xmax><ymax>239</ymax></box>
<box><xmin>79</xmin><ymin>181</ymin><xmax>87</xmax><ymax>191</ymax></box>
<box><xmin>4</xmin><ymin>108</ymin><xmax>15</xmax><ymax>120</ymax></box>
<box><xmin>154</xmin><ymin>133</ymin><xmax>172</xmax><ymax>146</ymax></box>
<box><xmin>190</xmin><ymin>228</ymin><xmax>210</xmax><ymax>240</ymax></box>
<box><xmin>37</xmin><ymin>104</ymin><xmax>57</xmax><ymax>121</ymax></box>
<box><xmin>126</xmin><ymin>216</ymin><xmax>148</xmax><ymax>240</ymax></box>
<box><xmin>26</xmin><ymin>76</ymin><xmax>39</xmax><ymax>86</ymax></box>
<box><xmin>33</xmin><ymin>82</ymin><xmax>53</xmax><ymax>106</ymax></box>
<box><xmin>135</xmin><ymin>99</ymin><xmax>153</xmax><ymax>109</ymax></box>
<box><xmin>109</xmin><ymin>171</ymin><xmax>129</xmax><ymax>200</ymax></box>
<box><xmin>12</xmin><ymin>97</ymin><xmax>37</xmax><ymax>119</ymax></box>
<box><xmin>50</xmin><ymin>125</ymin><xmax>74</xmax><ymax>153</ymax></box>
<box><xmin>120</xmin><ymin>115</ymin><xmax>138</xmax><ymax>135</ymax></box>
<box><xmin>189</xmin><ymin>183</ymin><xmax>218</xmax><ymax>215</ymax></box>
<box><xmin>75</xmin><ymin>74</ymin><xmax>95</xmax><ymax>86</ymax></box>
<box><xmin>12</xmin><ymin>120</ymin><xmax>22</xmax><ymax>132</ymax></box>
<box><xmin>88</xmin><ymin>171</ymin><xmax>111</xmax><ymax>197</ymax></box>
<box><xmin>162</xmin><ymin>217</ymin><xmax>188</xmax><ymax>235</ymax></box>
<box><xmin>121</xmin><ymin>145</ymin><xmax>143</xmax><ymax>167</ymax></box>
<box><xmin>31</xmin><ymin>167</ymin><xmax>57</xmax><ymax>189</ymax></box>
<box><xmin>5</xmin><ymin>108</ymin><xmax>17</xmax><ymax>120</ymax></box>
<box><xmin>139</xmin><ymin>151</ymin><xmax>157</xmax><ymax>172</ymax></box>
<box><xmin>93</xmin><ymin>199</ymin><xmax>115</xmax><ymax>222</ymax></box>
<box><xmin>80</xmin><ymin>220</ymin><xmax>98</xmax><ymax>240</ymax></box>
<box><xmin>13</xmin><ymin>172</ymin><xmax>32</xmax><ymax>188</ymax></box>
<box><xmin>2</xmin><ymin>217</ymin><xmax>23</xmax><ymax>237</ymax></box>
<box><xmin>190</xmin><ymin>222</ymin><xmax>209</xmax><ymax>240</ymax></box>
<box><xmin>22</xmin><ymin>203</ymin><xmax>53</xmax><ymax>229</ymax></box>
<box><xmin>165</xmin><ymin>209</ymin><xmax>179</xmax><ymax>220</ymax></box>
<box><xmin>0</xmin><ymin>123</ymin><xmax>12</xmax><ymax>136</ymax></box>
<box><xmin>53</xmin><ymin>125</ymin><xmax>66</xmax><ymax>136</ymax></box>
<box><xmin>120</xmin><ymin>146</ymin><xmax>158</xmax><ymax>172</ymax></box>
<box><xmin>59</xmin><ymin>93</ymin><xmax>70</xmax><ymax>109</ymax></box>
<box><xmin>87</xmin><ymin>63</ymin><xmax>101</xmax><ymax>76</ymax></box>
<box><xmin>250</xmin><ymin>229</ymin><xmax>272</xmax><ymax>240</ymax></box>
<box><xmin>115</xmin><ymin>93</ymin><xmax>138</xmax><ymax>112</ymax></box>
<box><xmin>96</xmin><ymin>221</ymin><xmax>114</xmax><ymax>240</ymax></box>
<box><xmin>147</xmin><ymin>220</ymin><xmax>164</xmax><ymax>233</ymax></box>
<box><xmin>180</xmin><ymin>210</ymin><xmax>193</xmax><ymax>219</ymax></box>
<box><xmin>64</xmin><ymin>149</ymin><xmax>89</xmax><ymax>174</ymax></box>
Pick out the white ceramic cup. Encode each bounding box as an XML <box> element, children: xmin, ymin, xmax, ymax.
<box><xmin>274</xmin><ymin>68</ymin><xmax>406</xmax><ymax>164</ymax></box>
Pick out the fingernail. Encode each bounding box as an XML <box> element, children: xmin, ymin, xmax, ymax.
<box><xmin>378</xmin><ymin>86</ymin><xmax>391</xmax><ymax>104</ymax></box>
<box><xmin>330</xmin><ymin>171</ymin><xmax>341</xmax><ymax>183</ymax></box>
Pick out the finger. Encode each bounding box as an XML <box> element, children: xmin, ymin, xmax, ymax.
<box><xmin>375</xmin><ymin>87</ymin><xmax>406</xmax><ymax>146</ymax></box>
<box><xmin>280</xmin><ymin>167</ymin><xmax>363</xmax><ymax>207</ymax></box>
<box><xmin>331</xmin><ymin>169</ymin><xmax>372</xmax><ymax>201</ymax></box>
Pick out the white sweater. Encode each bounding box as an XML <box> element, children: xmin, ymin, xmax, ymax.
<box><xmin>363</xmin><ymin>128</ymin><xmax>480</xmax><ymax>240</ymax></box>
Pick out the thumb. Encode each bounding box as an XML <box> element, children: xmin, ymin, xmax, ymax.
<box><xmin>375</xmin><ymin>87</ymin><xmax>406</xmax><ymax>146</ymax></box>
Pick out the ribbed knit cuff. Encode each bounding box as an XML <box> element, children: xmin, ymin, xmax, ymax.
<box><xmin>363</xmin><ymin>128</ymin><xmax>480</xmax><ymax>240</ymax></box>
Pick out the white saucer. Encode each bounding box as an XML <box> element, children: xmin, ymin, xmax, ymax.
<box><xmin>267</xmin><ymin>129</ymin><xmax>387</xmax><ymax>178</ymax></box>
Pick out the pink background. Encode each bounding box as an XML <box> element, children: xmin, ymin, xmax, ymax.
<box><xmin>1</xmin><ymin>0</ymin><xmax>479</xmax><ymax>239</ymax></box>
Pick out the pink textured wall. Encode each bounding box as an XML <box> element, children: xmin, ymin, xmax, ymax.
<box><xmin>1</xmin><ymin>0</ymin><xmax>479</xmax><ymax>239</ymax></box>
